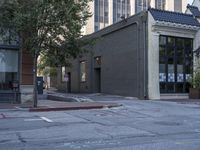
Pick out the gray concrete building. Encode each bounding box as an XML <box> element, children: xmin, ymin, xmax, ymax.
<box><xmin>55</xmin><ymin>3</ymin><xmax>200</xmax><ymax>100</ymax></box>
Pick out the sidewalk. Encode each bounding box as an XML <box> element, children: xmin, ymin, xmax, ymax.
<box><xmin>1</xmin><ymin>88</ymin><xmax>200</xmax><ymax>111</ymax></box>
<box><xmin>45</xmin><ymin>88</ymin><xmax>138</xmax><ymax>102</ymax></box>
<box><xmin>45</xmin><ymin>89</ymin><xmax>96</xmax><ymax>102</ymax></box>
<box><xmin>0</xmin><ymin>97</ymin><xmax>121</xmax><ymax>112</ymax></box>
<box><xmin>0</xmin><ymin>100</ymin><xmax>121</xmax><ymax>112</ymax></box>
<box><xmin>0</xmin><ymin>89</ymin><xmax>123</xmax><ymax>111</ymax></box>
<box><xmin>0</xmin><ymin>102</ymin><xmax>32</xmax><ymax>109</ymax></box>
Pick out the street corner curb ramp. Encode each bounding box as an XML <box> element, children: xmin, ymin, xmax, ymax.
<box><xmin>47</xmin><ymin>94</ymin><xmax>94</xmax><ymax>102</ymax></box>
<box><xmin>47</xmin><ymin>94</ymin><xmax>77</xmax><ymax>102</ymax></box>
<box><xmin>29</xmin><ymin>102</ymin><xmax>122</xmax><ymax>112</ymax></box>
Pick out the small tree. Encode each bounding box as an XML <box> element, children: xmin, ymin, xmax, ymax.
<box><xmin>0</xmin><ymin>0</ymin><xmax>92</xmax><ymax>107</ymax></box>
<box><xmin>189</xmin><ymin>58</ymin><xmax>200</xmax><ymax>89</ymax></box>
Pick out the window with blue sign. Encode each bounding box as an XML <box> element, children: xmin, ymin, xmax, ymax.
<box><xmin>159</xmin><ymin>35</ymin><xmax>193</xmax><ymax>93</ymax></box>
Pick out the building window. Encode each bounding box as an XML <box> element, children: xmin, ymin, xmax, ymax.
<box><xmin>61</xmin><ymin>66</ymin><xmax>66</xmax><ymax>82</ymax></box>
<box><xmin>155</xmin><ymin>0</ymin><xmax>166</xmax><ymax>10</ymax></box>
<box><xmin>113</xmin><ymin>0</ymin><xmax>131</xmax><ymax>23</ymax></box>
<box><xmin>95</xmin><ymin>0</ymin><xmax>99</xmax><ymax>22</ymax></box>
<box><xmin>94</xmin><ymin>0</ymin><xmax>109</xmax><ymax>31</ymax></box>
<box><xmin>159</xmin><ymin>36</ymin><xmax>193</xmax><ymax>93</ymax></box>
<box><xmin>0</xmin><ymin>49</ymin><xmax>18</xmax><ymax>90</ymax></box>
<box><xmin>95</xmin><ymin>56</ymin><xmax>101</xmax><ymax>65</ymax></box>
<box><xmin>94</xmin><ymin>56</ymin><xmax>101</xmax><ymax>68</ymax></box>
<box><xmin>95</xmin><ymin>25</ymin><xmax>99</xmax><ymax>32</ymax></box>
<box><xmin>80</xmin><ymin>61</ymin><xmax>86</xmax><ymax>82</ymax></box>
<box><xmin>174</xmin><ymin>0</ymin><xmax>182</xmax><ymax>12</ymax></box>
<box><xmin>135</xmin><ymin>0</ymin><xmax>150</xmax><ymax>13</ymax></box>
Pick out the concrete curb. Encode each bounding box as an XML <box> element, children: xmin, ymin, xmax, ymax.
<box><xmin>29</xmin><ymin>103</ymin><xmax>122</xmax><ymax>112</ymax></box>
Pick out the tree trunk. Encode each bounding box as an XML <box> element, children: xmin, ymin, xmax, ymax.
<box><xmin>33</xmin><ymin>54</ymin><xmax>38</xmax><ymax>107</ymax></box>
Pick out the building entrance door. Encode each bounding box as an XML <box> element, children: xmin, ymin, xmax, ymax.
<box><xmin>67</xmin><ymin>72</ymin><xmax>71</xmax><ymax>93</ymax></box>
<box><xmin>94</xmin><ymin>68</ymin><xmax>101</xmax><ymax>93</ymax></box>
<box><xmin>159</xmin><ymin>36</ymin><xmax>193</xmax><ymax>93</ymax></box>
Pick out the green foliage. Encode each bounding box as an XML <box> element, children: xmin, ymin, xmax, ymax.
<box><xmin>0</xmin><ymin>0</ymin><xmax>93</xmax><ymax>106</ymax></box>
<box><xmin>0</xmin><ymin>0</ymin><xmax>93</xmax><ymax>60</ymax></box>
<box><xmin>189</xmin><ymin>59</ymin><xmax>200</xmax><ymax>90</ymax></box>
<box><xmin>38</xmin><ymin>66</ymin><xmax>57</xmax><ymax>77</ymax></box>
<box><xmin>192</xmin><ymin>72</ymin><xmax>200</xmax><ymax>90</ymax></box>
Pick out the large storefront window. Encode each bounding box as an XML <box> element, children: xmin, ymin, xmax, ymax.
<box><xmin>159</xmin><ymin>36</ymin><xmax>193</xmax><ymax>93</ymax></box>
<box><xmin>0</xmin><ymin>49</ymin><xmax>18</xmax><ymax>90</ymax></box>
<box><xmin>0</xmin><ymin>29</ymin><xmax>19</xmax><ymax>102</ymax></box>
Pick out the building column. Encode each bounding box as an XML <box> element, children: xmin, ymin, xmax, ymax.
<box><xmin>20</xmin><ymin>85</ymin><xmax>34</xmax><ymax>103</ymax></box>
<box><xmin>194</xmin><ymin>29</ymin><xmax>200</xmax><ymax>72</ymax></box>
<box><xmin>20</xmin><ymin>49</ymin><xmax>34</xmax><ymax>103</ymax></box>
<box><xmin>182</xmin><ymin>0</ymin><xmax>187</xmax><ymax>13</ymax></box>
<box><xmin>130</xmin><ymin>0</ymin><xmax>135</xmax><ymax>15</ymax></box>
<box><xmin>86</xmin><ymin>1</ymin><xmax>95</xmax><ymax>34</ymax></box>
<box><xmin>109</xmin><ymin>0</ymin><xmax>113</xmax><ymax>25</ymax></box>
<box><xmin>150</xmin><ymin>0</ymin><xmax>156</xmax><ymax>8</ymax></box>
<box><xmin>166</xmin><ymin>0</ymin><xmax>174</xmax><ymax>11</ymax></box>
<box><xmin>148</xmin><ymin>32</ymin><xmax>160</xmax><ymax>99</ymax></box>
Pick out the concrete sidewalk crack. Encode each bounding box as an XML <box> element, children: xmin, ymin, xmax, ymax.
<box><xmin>16</xmin><ymin>133</ymin><xmax>26</xmax><ymax>143</ymax></box>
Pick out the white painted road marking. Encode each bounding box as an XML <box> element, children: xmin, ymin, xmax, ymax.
<box><xmin>40</xmin><ymin>117</ymin><xmax>53</xmax><ymax>123</ymax></box>
<box><xmin>24</xmin><ymin>118</ymin><xmax>42</xmax><ymax>121</ymax></box>
<box><xmin>24</xmin><ymin>117</ymin><xmax>53</xmax><ymax>123</ymax></box>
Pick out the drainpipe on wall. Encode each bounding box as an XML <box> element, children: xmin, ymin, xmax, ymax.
<box><xmin>18</xmin><ymin>37</ymin><xmax>23</xmax><ymax>103</ymax></box>
<box><xmin>142</xmin><ymin>13</ymin><xmax>148</xmax><ymax>99</ymax></box>
<box><xmin>90</xmin><ymin>51</ymin><xmax>94</xmax><ymax>93</ymax></box>
<box><xmin>134</xmin><ymin>21</ymin><xmax>140</xmax><ymax>98</ymax></box>
<box><xmin>78</xmin><ymin>56</ymin><xmax>81</xmax><ymax>93</ymax></box>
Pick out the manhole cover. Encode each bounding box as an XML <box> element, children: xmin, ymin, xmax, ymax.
<box><xmin>154</xmin><ymin>121</ymin><xmax>182</xmax><ymax>126</ymax></box>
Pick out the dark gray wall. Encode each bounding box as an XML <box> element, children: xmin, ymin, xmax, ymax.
<box><xmin>101</xmin><ymin>24</ymin><xmax>139</xmax><ymax>96</ymax></box>
<box><xmin>62</xmin><ymin>12</ymin><xmax>148</xmax><ymax>99</ymax></box>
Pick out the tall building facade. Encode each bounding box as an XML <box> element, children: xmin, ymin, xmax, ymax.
<box><xmin>83</xmin><ymin>0</ymin><xmax>187</xmax><ymax>34</ymax></box>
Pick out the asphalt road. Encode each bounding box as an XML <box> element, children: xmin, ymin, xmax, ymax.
<box><xmin>0</xmin><ymin>97</ymin><xmax>200</xmax><ymax>150</ymax></box>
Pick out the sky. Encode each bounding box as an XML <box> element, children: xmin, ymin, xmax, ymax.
<box><xmin>188</xmin><ymin>0</ymin><xmax>193</xmax><ymax>4</ymax></box>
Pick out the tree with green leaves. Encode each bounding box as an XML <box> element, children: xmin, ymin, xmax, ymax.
<box><xmin>0</xmin><ymin>0</ymin><xmax>92</xmax><ymax>107</ymax></box>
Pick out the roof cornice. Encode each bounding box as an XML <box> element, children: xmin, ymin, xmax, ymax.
<box><xmin>153</xmin><ymin>21</ymin><xmax>200</xmax><ymax>31</ymax></box>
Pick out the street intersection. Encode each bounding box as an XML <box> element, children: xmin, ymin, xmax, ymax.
<box><xmin>0</xmin><ymin>95</ymin><xmax>200</xmax><ymax>150</ymax></box>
